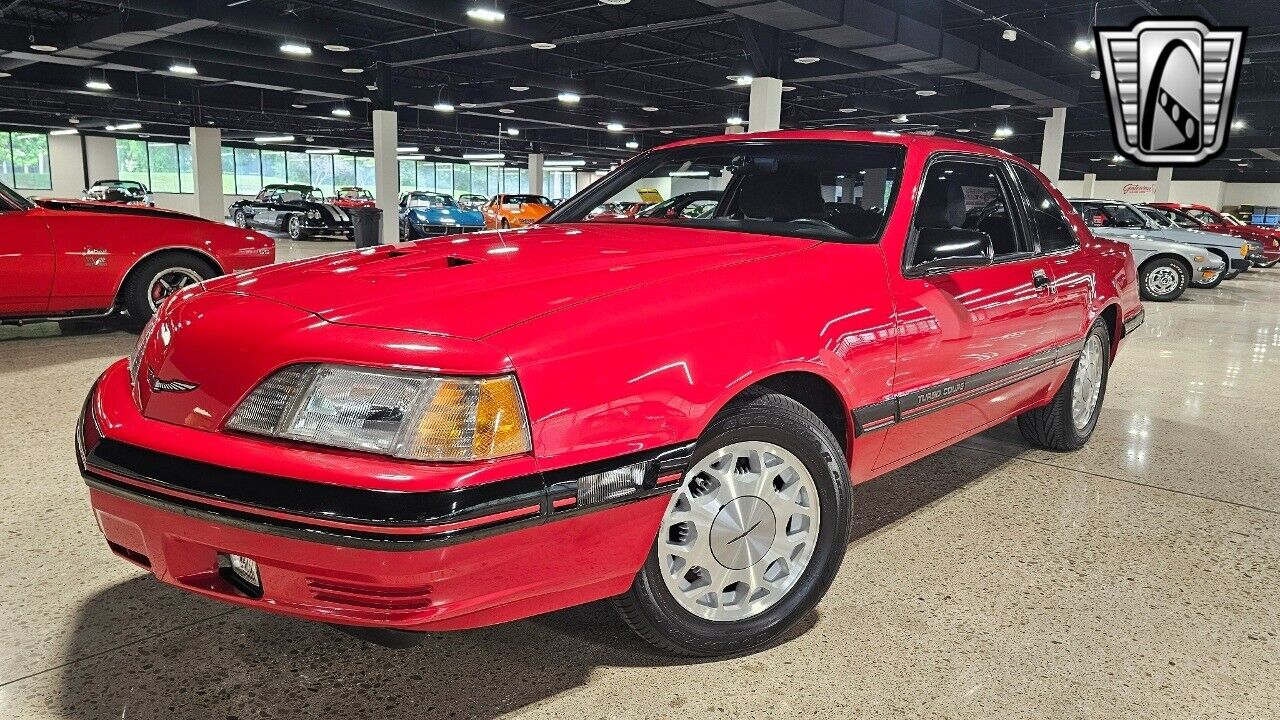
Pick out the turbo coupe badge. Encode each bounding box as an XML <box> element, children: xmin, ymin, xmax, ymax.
<box><xmin>1095</xmin><ymin>18</ymin><xmax>1245</xmax><ymax>166</ymax></box>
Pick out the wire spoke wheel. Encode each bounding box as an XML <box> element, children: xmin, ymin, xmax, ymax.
<box><xmin>1071</xmin><ymin>333</ymin><xmax>1106</xmax><ymax>430</ymax></box>
<box><xmin>659</xmin><ymin>441</ymin><xmax>821</xmax><ymax>622</ymax></box>
<box><xmin>147</xmin><ymin>267</ymin><xmax>203</xmax><ymax>311</ymax></box>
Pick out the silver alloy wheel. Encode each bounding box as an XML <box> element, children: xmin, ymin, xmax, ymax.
<box><xmin>1071</xmin><ymin>333</ymin><xmax>1106</xmax><ymax>430</ymax></box>
<box><xmin>234</xmin><ymin>210</ymin><xmax>246</xmax><ymax>227</ymax></box>
<box><xmin>147</xmin><ymin>267</ymin><xmax>203</xmax><ymax>311</ymax></box>
<box><xmin>659</xmin><ymin>441</ymin><xmax>821</xmax><ymax>622</ymax></box>
<box><xmin>1145</xmin><ymin>265</ymin><xmax>1181</xmax><ymax>297</ymax></box>
<box><xmin>289</xmin><ymin>215</ymin><xmax>302</xmax><ymax>239</ymax></box>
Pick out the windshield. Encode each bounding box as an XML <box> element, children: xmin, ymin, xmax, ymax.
<box><xmin>339</xmin><ymin>188</ymin><xmax>371</xmax><ymax>199</ymax></box>
<box><xmin>1134</xmin><ymin>206</ymin><xmax>1173</xmax><ymax>228</ymax></box>
<box><xmin>502</xmin><ymin>194</ymin><xmax>551</xmax><ymax>206</ymax></box>
<box><xmin>406</xmin><ymin>193</ymin><xmax>456</xmax><ymax>208</ymax></box>
<box><xmin>94</xmin><ymin>180</ymin><xmax>144</xmax><ymax>190</ymax></box>
<box><xmin>0</xmin><ymin>180</ymin><xmax>33</xmax><ymax>210</ymax></box>
<box><xmin>1149</xmin><ymin>207</ymin><xmax>1203</xmax><ymax>228</ymax></box>
<box><xmin>544</xmin><ymin>140</ymin><xmax>906</xmax><ymax>243</ymax></box>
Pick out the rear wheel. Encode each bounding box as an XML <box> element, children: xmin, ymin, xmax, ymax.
<box><xmin>613</xmin><ymin>389</ymin><xmax>851</xmax><ymax>656</ymax></box>
<box><xmin>1017</xmin><ymin>318</ymin><xmax>1110</xmax><ymax>451</ymax></box>
<box><xmin>1138</xmin><ymin>257</ymin><xmax>1188</xmax><ymax>302</ymax></box>
<box><xmin>120</xmin><ymin>253</ymin><xmax>219</xmax><ymax>330</ymax></box>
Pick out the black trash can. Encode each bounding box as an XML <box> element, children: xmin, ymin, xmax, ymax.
<box><xmin>351</xmin><ymin>207</ymin><xmax>383</xmax><ymax>248</ymax></box>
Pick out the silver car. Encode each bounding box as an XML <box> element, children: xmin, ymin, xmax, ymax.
<box><xmin>1070</xmin><ymin>199</ymin><xmax>1225</xmax><ymax>302</ymax></box>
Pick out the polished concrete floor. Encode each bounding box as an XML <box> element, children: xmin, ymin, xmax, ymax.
<box><xmin>1</xmin><ymin>238</ymin><xmax>1277</xmax><ymax>719</ymax></box>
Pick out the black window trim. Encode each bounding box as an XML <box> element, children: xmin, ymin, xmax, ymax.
<box><xmin>1008</xmin><ymin>161</ymin><xmax>1080</xmax><ymax>258</ymax></box>
<box><xmin>902</xmin><ymin>151</ymin><xmax>1035</xmax><ymax>278</ymax></box>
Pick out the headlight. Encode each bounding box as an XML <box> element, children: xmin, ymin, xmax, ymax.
<box><xmin>226</xmin><ymin>364</ymin><xmax>531</xmax><ymax>461</ymax></box>
<box><xmin>307</xmin><ymin>209</ymin><xmax>321</xmax><ymax>219</ymax></box>
<box><xmin>1193</xmin><ymin>255</ymin><xmax>1206</xmax><ymax>262</ymax></box>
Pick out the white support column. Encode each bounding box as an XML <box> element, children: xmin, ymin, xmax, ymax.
<box><xmin>528</xmin><ymin>153</ymin><xmax>544</xmax><ymax>196</ymax></box>
<box><xmin>725</xmin><ymin>123</ymin><xmax>745</xmax><ymax>134</ymax></box>
<box><xmin>1038</xmin><ymin>106</ymin><xmax>1067</xmax><ymax>183</ymax></box>
<box><xmin>1081</xmin><ymin>172</ymin><xmax>1097</xmax><ymax>197</ymax></box>
<box><xmin>372</xmin><ymin>109</ymin><xmax>399</xmax><ymax>245</ymax></box>
<box><xmin>861</xmin><ymin>168</ymin><xmax>889</xmax><ymax>210</ymax></box>
<box><xmin>48</xmin><ymin>132</ymin><xmax>86</xmax><ymax>199</ymax></box>
<box><xmin>189</xmin><ymin>127</ymin><xmax>224</xmax><ymax>221</ymax></box>
<box><xmin>1155</xmin><ymin>166</ymin><xmax>1174</xmax><ymax>202</ymax></box>
<box><xmin>748</xmin><ymin>76</ymin><xmax>783</xmax><ymax>132</ymax></box>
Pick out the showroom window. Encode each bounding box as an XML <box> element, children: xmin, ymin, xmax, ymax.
<box><xmin>117</xmin><ymin>139</ymin><xmax>194</xmax><ymax>193</ymax></box>
<box><xmin>0</xmin><ymin>131</ymin><xmax>53</xmax><ymax>190</ymax></box>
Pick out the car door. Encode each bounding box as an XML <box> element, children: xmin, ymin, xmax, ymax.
<box><xmin>244</xmin><ymin>189</ymin><xmax>274</xmax><ymax>229</ymax></box>
<box><xmin>875</xmin><ymin>154</ymin><xmax>1065</xmax><ymax>469</ymax></box>
<box><xmin>0</xmin><ymin>196</ymin><xmax>55</xmax><ymax>316</ymax></box>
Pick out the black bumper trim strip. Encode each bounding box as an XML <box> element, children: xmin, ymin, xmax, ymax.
<box><xmin>1123</xmin><ymin>309</ymin><xmax>1144</xmax><ymax>336</ymax></box>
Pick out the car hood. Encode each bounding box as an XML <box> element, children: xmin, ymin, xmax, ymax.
<box><xmin>1143</xmin><ymin>225</ymin><xmax>1242</xmax><ymax>249</ymax></box>
<box><xmin>410</xmin><ymin>206</ymin><xmax>483</xmax><ymax>223</ymax></box>
<box><xmin>217</xmin><ymin>223</ymin><xmax>816</xmax><ymax>339</ymax></box>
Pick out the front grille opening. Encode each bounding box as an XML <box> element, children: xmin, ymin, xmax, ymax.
<box><xmin>106</xmin><ymin>540</ymin><xmax>151</xmax><ymax>568</ymax></box>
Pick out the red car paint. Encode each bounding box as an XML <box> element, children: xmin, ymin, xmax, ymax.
<box><xmin>1148</xmin><ymin>202</ymin><xmax>1280</xmax><ymax>264</ymax></box>
<box><xmin>79</xmin><ymin>130</ymin><xmax>1141</xmax><ymax>634</ymax></box>
<box><xmin>331</xmin><ymin>187</ymin><xmax>376</xmax><ymax>209</ymax></box>
<box><xmin>1</xmin><ymin>195</ymin><xmax>274</xmax><ymax>320</ymax></box>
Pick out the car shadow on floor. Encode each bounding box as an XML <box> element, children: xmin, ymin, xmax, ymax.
<box><xmin>51</xmin><ymin>445</ymin><xmax>1012</xmax><ymax>719</ymax></box>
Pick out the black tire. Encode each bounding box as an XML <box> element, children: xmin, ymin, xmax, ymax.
<box><xmin>1017</xmin><ymin>318</ymin><xmax>1111</xmax><ymax>452</ymax></box>
<box><xmin>1192</xmin><ymin>270</ymin><xmax>1225</xmax><ymax>289</ymax></box>
<box><xmin>119</xmin><ymin>253</ymin><xmax>219</xmax><ymax>331</ymax></box>
<box><xmin>1137</xmin><ymin>257</ymin><xmax>1188</xmax><ymax>302</ymax></box>
<box><xmin>613</xmin><ymin>389</ymin><xmax>852</xmax><ymax>657</ymax></box>
<box><xmin>500</xmin><ymin>218</ymin><xmax>510</xmax><ymax>229</ymax></box>
<box><xmin>287</xmin><ymin>214</ymin><xmax>308</xmax><ymax>241</ymax></box>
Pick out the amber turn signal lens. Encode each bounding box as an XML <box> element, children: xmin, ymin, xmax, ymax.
<box><xmin>402</xmin><ymin>375</ymin><xmax>530</xmax><ymax>461</ymax></box>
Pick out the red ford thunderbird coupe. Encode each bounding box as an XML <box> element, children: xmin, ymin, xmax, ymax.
<box><xmin>78</xmin><ymin>131</ymin><xmax>1142</xmax><ymax>656</ymax></box>
<box><xmin>2</xmin><ymin>185</ymin><xmax>274</xmax><ymax>328</ymax></box>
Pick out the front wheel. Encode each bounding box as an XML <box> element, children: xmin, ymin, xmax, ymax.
<box><xmin>613</xmin><ymin>389</ymin><xmax>851</xmax><ymax>657</ymax></box>
<box><xmin>233</xmin><ymin>209</ymin><xmax>247</xmax><ymax>228</ymax></box>
<box><xmin>1138</xmin><ymin>258</ymin><xmax>1188</xmax><ymax>301</ymax></box>
<box><xmin>120</xmin><ymin>254</ymin><xmax>219</xmax><ymax>330</ymax></box>
<box><xmin>287</xmin><ymin>214</ymin><xmax>308</xmax><ymax>240</ymax></box>
<box><xmin>1017</xmin><ymin>318</ymin><xmax>1111</xmax><ymax>451</ymax></box>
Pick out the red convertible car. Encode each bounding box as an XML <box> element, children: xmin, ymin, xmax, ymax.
<box><xmin>78</xmin><ymin>131</ymin><xmax>1141</xmax><ymax>656</ymax></box>
<box><xmin>1147</xmin><ymin>202</ymin><xmax>1280</xmax><ymax>268</ymax></box>
<box><xmin>2</xmin><ymin>184</ymin><xmax>274</xmax><ymax>328</ymax></box>
<box><xmin>331</xmin><ymin>186</ymin><xmax>376</xmax><ymax>209</ymax></box>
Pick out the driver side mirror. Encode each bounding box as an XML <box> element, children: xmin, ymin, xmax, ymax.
<box><xmin>909</xmin><ymin>227</ymin><xmax>994</xmax><ymax>275</ymax></box>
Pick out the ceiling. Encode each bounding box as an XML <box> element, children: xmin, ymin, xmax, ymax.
<box><xmin>0</xmin><ymin>0</ymin><xmax>1276</xmax><ymax>179</ymax></box>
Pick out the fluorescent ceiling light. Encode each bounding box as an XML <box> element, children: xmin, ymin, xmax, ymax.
<box><xmin>280</xmin><ymin>42</ymin><xmax>312</xmax><ymax>56</ymax></box>
<box><xmin>399</xmin><ymin>154</ymin><xmax>425</xmax><ymax>160</ymax></box>
<box><xmin>50</xmin><ymin>128</ymin><xmax>79</xmax><ymax>136</ymax></box>
<box><xmin>659</xmin><ymin>129</ymin><xmax>673</xmax><ymax>134</ymax></box>
<box><xmin>463</xmin><ymin>152</ymin><xmax>505</xmax><ymax>159</ymax></box>
<box><xmin>641</xmin><ymin>106</ymin><xmax>659</xmax><ymax>112</ymax></box>
<box><xmin>291</xmin><ymin>103</ymin><xmax>307</xmax><ymax>109</ymax></box>
<box><xmin>794</xmin><ymin>56</ymin><xmax>820</xmax><ymax>64</ymax></box>
<box><xmin>530</xmin><ymin>42</ymin><xmax>557</xmax><ymax>50</ymax></box>
<box><xmin>892</xmin><ymin>114</ymin><xmax>909</xmax><ymax>123</ymax></box>
<box><xmin>625</xmin><ymin>140</ymin><xmax>639</xmax><ymax>149</ymax></box>
<box><xmin>324</xmin><ymin>44</ymin><xmax>351</xmax><ymax>52</ymax></box>
<box><xmin>342</xmin><ymin>67</ymin><xmax>363</xmax><ymax>74</ymax></box>
<box><xmin>85</xmin><ymin>80</ymin><xmax>112</xmax><ymax>91</ymax></box>
<box><xmin>168</xmin><ymin>63</ymin><xmax>198</xmax><ymax>75</ymax></box>
<box><xmin>106</xmin><ymin>122</ymin><xmax>142</xmax><ymax>131</ymax></box>
<box><xmin>726</xmin><ymin>115</ymin><xmax>743</xmax><ymax>125</ymax></box>
<box><xmin>915</xmin><ymin>89</ymin><xmax>937</xmax><ymax>97</ymax></box>
<box><xmin>838</xmin><ymin>107</ymin><xmax>856</xmax><ymax>113</ymax></box>
<box><xmin>957</xmin><ymin>128</ymin><xmax>972</xmax><ymax>133</ymax></box>
<box><xmin>397</xmin><ymin>146</ymin><xmax>419</xmax><ymax>152</ymax></box>
<box><xmin>594</xmin><ymin>170</ymin><xmax>607</xmax><ymax>176</ymax></box>
<box><xmin>466</xmin><ymin>8</ymin><xmax>505</xmax><ymax>22</ymax></box>
<box><xmin>606</xmin><ymin>122</ymin><xmax>624</xmax><ymax>131</ymax></box>
<box><xmin>670</xmin><ymin>170</ymin><xmax>708</xmax><ymax>177</ymax></box>
<box><xmin>545</xmin><ymin>159</ymin><xmax>585</xmax><ymax>167</ymax></box>
<box><xmin>990</xmin><ymin>103</ymin><xmax>1011</xmax><ymax>110</ymax></box>
<box><xmin>434</xmin><ymin>102</ymin><xmax>455</xmax><ymax>112</ymax></box>
<box><xmin>0</xmin><ymin>72</ymin><xmax>10</xmax><ymax>78</ymax></box>
<box><xmin>498</xmin><ymin>108</ymin><xmax>515</xmax><ymax>114</ymax></box>
<box><xmin>29</xmin><ymin>43</ymin><xmax>57</xmax><ymax>52</ymax></box>
<box><xmin>255</xmin><ymin>135</ymin><xmax>295</xmax><ymax>143</ymax></box>
<box><xmin>331</xmin><ymin>107</ymin><xmax>351</xmax><ymax>117</ymax></box>
<box><xmin>470</xmin><ymin>160</ymin><xmax>506</xmax><ymax>166</ymax></box>
<box><xmin>510</xmin><ymin>85</ymin><xmax>530</xmax><ymax>91</ymax></box>
<box><xmin>306</xmin><ymin>148</ymin><xmax>340</xmax><ymax>154</ymax></box>
<box><xmin>557</xmin><ymin>91</ymin><xmax>581</xmax><ymax>103</ymax></box>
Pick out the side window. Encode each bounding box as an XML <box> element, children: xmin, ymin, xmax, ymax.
<box><xmin>1012</xmin><ymin>165</ymin><xmax>1077</xmax><ymax>252</ymax></box>
<box><xmin>1187</xmin><ymin>208</ymin><xmax>1217</xmax><ymax>224</ymax></box>
<box><xmin>912</xmin><ymin>159</ymin><xmax>1025</xmax><ymax>263</ymax></box>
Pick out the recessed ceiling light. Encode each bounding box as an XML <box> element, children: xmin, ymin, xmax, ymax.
<box><xmin>1073</xmin><ymin>38</ymin><xmax>1094</xmax><ymax>52</ymax></box>
<box><xmin>659</xmin><ymin>129</ymin><xmax>673</xmax><ymax>134</ymax></box>
<box><xmin>606</xmin><ymin>122</ymin><xmax>624</xmax><ymax>131</ymax></box>
<box><xmin>781</xmin><ymin>86</ymin><xmax>796</xmax><ymax>92</ymax></box>
<box><xmin>838</xmin><ymin>107</ymin><xmax>856</xmax><ymax>113</ymax></box>
<box><xmin>510</xmin><ymin>85</ymin><xmax>530</xmax><ymax>91</ymax></box>
<box><xmin>506</xmin><ymin>127</ymin><xmax>519</xmax><ymax>135</ymax></box>
<box><xmin>915</xmin><ymin>89</ymin><xmax>937</xmax><ymax>97</ymax></box>
<box><xmin>990</xmin><ymin>103</ymin><xmax>1011</xmax><ymax>110</ymax></box>
<box><xmin>892</xmin><ymin>114</ymin><xmax>909</xmax><ymax>123</ymax></box>
<box><xmin>332</xmin><ymin>107</ymin><xmax>351</xmax><ymax>117</ymax></box>
<box><xmin>993</xmin><ymin>125</ymin><xmax>1013</xmax><ymax>138</ymax></box>
<box><xmin>641</xmin><ymin>106</ymin><xmax>659</xmax><ymax>112</ymax></box>
<box><xmin>280</xmin><ymin>42</ymin><xmax>312</xmax><ymax>56</ymax></box>
<box><xmin>466</xmin><ymin>7</ymin><xmax>505</xmax><ymax>22</ymax></box>
<box><xmin>168</xmin><ymin>63</ymin><xmax>198</xmax><ymax>75</ymax></box>
<box><xmin>531</xmin><ymin>42</ymin><xmax>557</xmax><ymax>50</ymax></box>
<box><xmin>599</xmin><ymin>0</ymin><xmax>630</xmax><ymax>5</ymax></box>
<box><xmin>365</xmin><ymin>84</ymin><xmax>377</xmax><ymax>91</ymax></box>
<box><xmin>1002</xmin><ymin>29</ymin><xmax>1017</xmax><ymax>42</ymax></box>
<box><xmin>727</xmin><ymin>74</ymin><xmax>753</xmax><ymax>85</ymax></box>
<box><xmin>1090</xmin><ymin>69</ymin><xmax>1101</xmax><ymax>80</ymax></box>
<box><xmin>0</xmin><ymin>71</ymin><xmax>10</xmax><ymax>78</ymax></box>
<box><xmin>726</xmin><ymin>115</ymin><xmax>743</xmax><ymax>125</ymax></box>
<box><xmin>291</xmin><ymin>103</ymin><xmax>307</xmax><ymax>109</ymax></box>
<box><xmin>342</xmin><ymin>67</ymin><xmax>363</xmax><ymax>74</ymax></box>
<box><xmin>459</xmin><ymin>102</ymin><xmax>479</xmax><ymax>108</ymax></box>
<box><xmin>625</xmin><ymin>140</ymin><xmax>639</xmax><ymax>149</ymax></box>
<box><xmin>1232</xmin><ymin>119</ymin><xmax>1246</xmax><ymax>129</ymax></box>
<box><xmin>794</xmin><ymin>56</ymin><xmax>820</xmax><ymax>64</ymax></box>
<box><xmin>557</xmin><ymin>91</ymin><xmax>581</xmax><ymax>103</ymax></box>
<box><xmin>67</xmin><ymin>117</ymin><xmax>80</xmax><ymax>124</ymax></box>
<box><xmin>498</xmin><ymin>107</ymin><xmax>515</xmax><ymax>114</ymax></box>
<box><xmin>324</xmin><ymin>44</ymin><xmax>351</xmax><ymax>52</ymax></box>
<box><xmin>956</xmin><ymin>128</ymin><xmax>972</xmax><ymax>133</ymax></box>
<box><xmin>29</xmin><ymin>43</ymin><xmax>57</xmax><ymax>52</ymax></box>
<box><xmin>85</xmin><ymin>80</ymin><xmax>112</xmax><ymax>91</ymax></box>
<box><xmin>433</xmin><ymin>102</ymin><xmax>455</xmax><ymax>112</ymax></box>
<box><xmin>1111</xmin><ymin>154</ymin><xmax>1124</xmax><ymax>162</ymax></box>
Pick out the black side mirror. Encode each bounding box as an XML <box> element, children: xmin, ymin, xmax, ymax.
<box><xmin>910</xmin><ymin>227</ymin><xmax>994</xmax><ymax>275</ymax></box>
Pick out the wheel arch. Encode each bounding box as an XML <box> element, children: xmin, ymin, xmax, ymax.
<box><xmin>113</xmin><ymin>247</ymin><xmax>225</xmax><ymax>307</ymax></box>
<box><xmin>1098</xmin><ymin>303</ymin><xmax>1122</xmax><ymax>358</ymax></box>
<box><xmin>704</xmin><ymin>367</ymin><xmax>852</xmax><ymax>461</ymax></box>
<box><xmin>1138</xmin><ymin>252</ymin><xmax>1192</xmax><ymax>276</ymax></box>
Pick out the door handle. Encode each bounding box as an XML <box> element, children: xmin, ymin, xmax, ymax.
<box><xmin>1032</xmin><ymin>269</ymin><xmax>1053</xmax><ymax>290</ymax></box>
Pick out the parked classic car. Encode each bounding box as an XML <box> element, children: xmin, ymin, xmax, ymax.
<box><xmin>639</xmin><ymin>190</ymin><xmax>722</xmax><ymax>220</ymax></box>
<box><xmin>79</xmin><ymin>131</ymin><xmax>1141</xmax><ymax>658</ymax></box>
<box><xmin>2</xmin><ymin>182</ymin><xmax>272</xmax><ymax>328</ymax></box>
<box><xmin>228</xmin><ymin>184</ymin><xmax>353</xmax><ymax>240</ymax></box>
<box><xmin>84</xmin><ymin>179</ymin><xmax>154</xmax><ymax>206</ymax></box>
<box><xmin>331</xmin><ymin>186</ymin><xmax>375</xmax><ymax>209</ymax></box>
<box><xmin>1145</xmin><ymin>202</ymin><xmax>1278</xmax><ymax>269</ymax></box>
<box><xmin>587</xmin><ymin>201</ymin><xmax>653</xmax><ymax>220</ymax></box>
<box><xmin>1070</xmin><ymin>199</ymin><xmax>1225</xmax><ymax>300</ymax></box>
<box><xmin>398</xmin><ymin>191</ymin><xmax>485</xmax><ymax>239</ymax></box>
<box><xmin>457</xmin><ymin>193</ymin><xmax>488</xmax><ymax>210</ymax></box>
<box><xmin>482</xmin><ymin>193</ymin><xmax>554</xmax><ymax>228</ymax></box>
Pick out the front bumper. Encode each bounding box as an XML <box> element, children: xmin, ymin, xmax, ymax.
<box><xmin>1230</xmin><ymin>258</ymin><xmax>1251</xmax><ymax>272</ymax></box>
<box><xmin>411</xmin><ymin>221</ymin><xmax>483</xmax><ymax>236</ymax></box>
<box><xmin>78</xmin><ymin>363</ymin><xmax>690</xmax><ymax>631</ymax></box>
<box><xmin>301</xmin><ymin>220</ymin><xmax>353</xmax><ymax>236</ymax></box>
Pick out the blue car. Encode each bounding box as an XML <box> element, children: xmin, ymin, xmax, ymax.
<box><xmin>398</xmin><ymin>191</ymin><xmax>485</xmax><ymax>239</ymax></box>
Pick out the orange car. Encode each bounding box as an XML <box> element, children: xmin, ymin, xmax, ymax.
<box><xmin>483</xmin><ymin>193</ymin><xmax>554</xmax><ymax>229</ymax></box>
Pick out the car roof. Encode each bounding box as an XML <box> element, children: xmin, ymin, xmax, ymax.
<box><xmin>653</xmin><ymin>129</ymin><xmax>1024</xmax><ymax>164</ymax></box>
<box><xmin>264</xmin><ymin>183</ymin><xmax>318</xmax><ymax>191</ymax></box>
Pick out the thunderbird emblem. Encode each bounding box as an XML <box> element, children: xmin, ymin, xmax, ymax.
<box><xmin>1095</xmin><ymin>18</ymin><xmax>1245</xmax><ymax>165</ymax></box>
<box><xmin>147</xmin><ymin>368</ymin><xmax>198</xmax><ymax>393</ymax></box>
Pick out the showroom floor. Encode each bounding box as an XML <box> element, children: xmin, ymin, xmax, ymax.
<box><xmin>1</xmin><ymin>238</ymin><xmax>1277</xmax><ymax>719</ymax></box>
